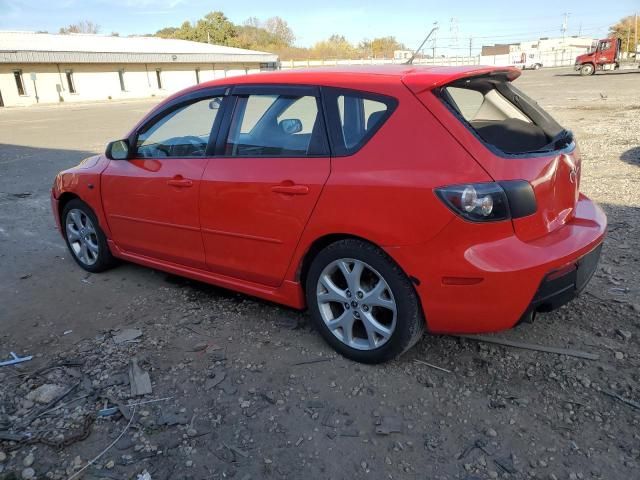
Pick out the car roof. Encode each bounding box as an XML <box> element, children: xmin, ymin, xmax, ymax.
<box><xmin>195</xmin><ymin>65</ymin><xmax>521</xmax><ymax>93</ymax></box>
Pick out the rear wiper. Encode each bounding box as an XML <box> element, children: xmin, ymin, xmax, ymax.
<box><xmin>527</xmin><ymin>129</ymin><xmax>573</xmax><ymax>154</ymax></box>
<box><xmin>550</xmin><ymin>129</ymin><xmax>573</xmax><ymax>150</ymax></box>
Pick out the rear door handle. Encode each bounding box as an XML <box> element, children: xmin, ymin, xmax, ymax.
<box><xmin>167</xmin><ymin>177</ymin><xmax>193</xmax><ymax>188</ymax></box>
<box><xmin>271</xmin><ymin>184</ymin><xmax>309</xmax><ymax>195</ymax></box>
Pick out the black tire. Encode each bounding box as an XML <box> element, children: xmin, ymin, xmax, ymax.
<box><xmin>62</xmin><ymin>199</ymin><xmax>116</xmax><ymax>273</ymax></box>
<box><xmin>305</xmin><ymin>239</ymin><xmax>424</xmax><ymax>363</ymax></box>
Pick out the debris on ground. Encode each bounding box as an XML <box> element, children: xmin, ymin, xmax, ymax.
<box><xmin>112</xmin><ymin>328</ymin><xmax>143</xmax><ymax>345</ymax></box>
<box><xmin>0</xmin><ymin>352</ymin><xmax>33</xmax><ymax>367</ymax></box>
<box><xmin>128</xmin><ymin>357</ymin><xmax>152</xmax><ymax>396</ymax></box>
<box><xmin>458</xmin><ymin>334</ymin><xmax>600</xmax><ymax>360</ymax></box>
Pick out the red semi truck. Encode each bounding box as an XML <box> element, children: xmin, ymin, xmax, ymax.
<box><xmin>575</xmin><ymin>37</ymin><xmax>640</xmax><ymax>76</ymax></box>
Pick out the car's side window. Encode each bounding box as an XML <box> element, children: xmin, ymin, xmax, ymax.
<box><xmin>136</xmin><ymin>96</ymin><xmax>222</xmax><ymax>158</ymax></box>
<box><xmin>225</xmin><ymin>94</ymin><xmax>324</xmax><ymax>157</ymax></box>
<box><xmin>325</xmin><ymin>88</ymin><xmax>397</xmax><ymax>156</ymax></box>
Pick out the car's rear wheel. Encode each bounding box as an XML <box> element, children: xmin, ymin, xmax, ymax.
<box><xmin>580</xmin><ymin>64</ymin><xmax>595</xmax><ymax>76</ymax></box>
<box><xmin>62</xmin><ymin>199</ymin><xmax>116</xmax><ymax>273</ymax></box>
<box><xmin>305</xmin><ymin>239</ymin><xmax>424</xmax><ymax>363</ymax></box>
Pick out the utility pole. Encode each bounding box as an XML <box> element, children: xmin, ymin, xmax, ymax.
<box><xmin>469</xmin><ymin>37</ymin><xmax>473</xmax><ymax>57</ymax></box>
<box><xmin>561</xmin><ymin>12</ymin><xmax>570</xmax><ymax>44</ymax></box>
<box><xmin>635</xmin><ymin>13</ymin><xmax>638</xmax><ymax>56</ymax></box>
<box><xmin>432</xmin><ymin>22</ymin><xmax>438</xmax><ymax>59</ymax></box>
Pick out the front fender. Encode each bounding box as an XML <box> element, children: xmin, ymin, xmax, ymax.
<box><xmin>52</xmin><ymin>155</ymin><xmax>112</xmax><ymax>238</ymax></box>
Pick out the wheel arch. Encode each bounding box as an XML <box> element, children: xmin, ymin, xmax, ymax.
<box><xmin>298</xmin><ymin>233</ymin><xmax>368</xmax><ymax>290</ymax></box>
<box><xmin>297</xmin><ymin>233</ymin><xmax>421</xmax><ymax>294</ymax></box>
<box><xmin>58</xmin><ymin>192</ymin><xmax>81</xmax><ymax>222</ymax></box>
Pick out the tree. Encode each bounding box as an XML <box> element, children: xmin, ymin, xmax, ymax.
<box><xmin>149</xmin><ymin>11</ymin><xmax>298</xmax><ymax>56</ymax></box>
<box><xmin>155</xmin><ymin>27</ymin><xmax>179</xmax><ymax>38</ymax></box>
<box><xmin>194</xmin><ymin>11</ymin><xmax>237</xmax><ymax>45</ymax></box>
<box><xmin>312</xmin><ymin>34</ymin><xmax>357</xmax><ymax>59</ymax></box>
<box><xmin>263</xmin><ymin>17</ymin><xmax>295</xmax><ymax>46</ymax></box>
<box><xmin>59</xmin><ymin>20</ymin><xmax>100</xmax><ymax>34</ymax></box>
<box><xmin>370</xmin><ymin>36</ymin><xmax>404</xmax><ymax>58</ymax></box>
<box><xmin>358</xmin><ymin>38</ymin><xmax>373</xmax><ymax>58</ymax></box>
<box><xmin>609</xmin><ymin>15</ymin><xmax>638</xmax><ymax>54</ymax></box>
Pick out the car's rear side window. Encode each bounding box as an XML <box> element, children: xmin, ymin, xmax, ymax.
<box><xmin>324</xmin><ymin>88</ymin><xmax>397</xmax><ymax>156</ymax></box>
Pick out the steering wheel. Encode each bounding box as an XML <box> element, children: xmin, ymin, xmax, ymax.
<box><xmin>168</xmin><ymin>136</ymin><xmax>207</xmax><ymax>157</ymax></box>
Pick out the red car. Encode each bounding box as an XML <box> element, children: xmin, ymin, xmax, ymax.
<box><xmin>51</xmin><ymin>65</ymin><xmax>606</xmax><ymax>363</ymax></box>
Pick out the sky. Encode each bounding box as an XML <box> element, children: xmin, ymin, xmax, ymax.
<box><xmin>0</xmin><ymin>0</ymin><xmax>637</xmax><ymax>54</ymax></box>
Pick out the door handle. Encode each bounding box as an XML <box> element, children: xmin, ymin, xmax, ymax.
<box><xmin>271</xmin><ymin>184</ymin><xmax>309</xmax><ymax>195</ymax></box>
<box><xmin>167</xmin><ymin>177</ymin><xmax>193</xmax><ymax>188</ymax></box>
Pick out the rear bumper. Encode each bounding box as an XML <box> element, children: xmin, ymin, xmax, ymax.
<box><xmin>386</xmin><ymin>194</ymin><xmax>606</xmax><ymax>334</ymax></box>
<box><xmin>523</xmin><ymin>242</ymin><xmax>601</xmax><ymax>315</ymax></box>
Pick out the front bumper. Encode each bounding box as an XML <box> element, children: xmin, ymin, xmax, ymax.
<box><xmin>386</xmin><ymin>194</ymin><xmax>606</xmax><ymax>334</ymax></box>
<box><xmin>51</xmin><ymin>189</ymin><xmax>62</xmax><ymax>235</ymax></box>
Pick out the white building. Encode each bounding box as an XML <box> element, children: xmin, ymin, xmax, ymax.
<box><xmin>0</xmin><ymin>31</ymin><xmax>279</xmax><ymax>107</ymax></box>
<box><xmin>393</xmin><ymin>50</ymin><xmax>414</xmax><ymax>61</ymax></box>
<box><xmin>481</xmin><ymin>36</ymin><xmax>596</xmax><ymax>68</ymax></box>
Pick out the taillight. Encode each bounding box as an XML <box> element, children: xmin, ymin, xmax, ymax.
<box><xmin>435</xmin><ymin>183</ymin><xmax>509</xmax><ymax>222</ymax></box>
<box><xmin>435</xmin><ymin>181</ymin><xmax>536</xmax><ymax>222</ymax></box>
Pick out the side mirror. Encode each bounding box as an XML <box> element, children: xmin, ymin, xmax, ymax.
<box><xmin>279</xmin><ymin>118</ymin><xmax>302</xmax><ymax>135</ymax></box>
<box><xmin>105</xmin><ymin>139</ymin><xmax>131</xmax><ymax>160</ymax></box>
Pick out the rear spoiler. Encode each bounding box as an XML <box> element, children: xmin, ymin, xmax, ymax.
<box><xmin>402</xmin><ymin>66</ymin><xmax>521</xmax><ymax>94</ymax></box>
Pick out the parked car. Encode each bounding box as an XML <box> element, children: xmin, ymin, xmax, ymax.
<box><xmin>51</xmin><ymin>65</ymin><xmax>606</xmax><ymax>363</ymax></box>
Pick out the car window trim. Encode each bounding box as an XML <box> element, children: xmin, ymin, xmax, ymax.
<box><xmin>321</xmin><ymin>87</ymin><xmax>398</xmax><ymax>157</ymax></box>
<box><xmin>214</xmin><ymin>84</ymin><xmax>330</xmax><ymax>159</ymax></box>
<box><xmin>130</xmin><ymin>86</ymin><xmax>229</xmax><ymax>160</ymax></box>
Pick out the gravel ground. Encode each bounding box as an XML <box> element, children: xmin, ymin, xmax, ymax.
<box><xmin>0</xmin><ymin>67</ymin><xmax>639</xmax><ymax>480</ymax></box>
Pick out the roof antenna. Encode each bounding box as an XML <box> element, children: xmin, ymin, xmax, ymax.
<box><xmin>406</xmin><ymin>23</ymin><xmax>439</xmax><ymax>65</ymax></box>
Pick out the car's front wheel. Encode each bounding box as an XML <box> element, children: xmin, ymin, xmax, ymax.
<box><xmin>305</xmin><ymin>239</ymin><xmax>424</xmax><ymax>363</ymax></box>
<box><xmin>62</xmin><ymin>199</ymin><xmax>116</xmax><ymax>273</ymax></box>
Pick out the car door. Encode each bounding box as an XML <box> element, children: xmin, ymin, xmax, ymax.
<box><xmin>200</xmin><ymin>85</ymin><xmax>331</xmax><ymax>286</ymax></box>
<box><xmin>101</xmin><ymin>90</ymin><xmax>225</xmax><ymax>269</ymax></box>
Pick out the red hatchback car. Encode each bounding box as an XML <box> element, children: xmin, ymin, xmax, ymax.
<box><xmin>51</xmin><ymin>65</ymin><xmax>606</xmax><ymax>363</ymax></box>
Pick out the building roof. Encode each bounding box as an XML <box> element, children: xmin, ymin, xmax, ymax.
<box><xmin>0</xmin><ymin>31</ymin><xmax>278</xmax><ymax>64</ymax></box>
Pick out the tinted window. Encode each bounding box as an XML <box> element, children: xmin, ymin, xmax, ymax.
<box><xmin>225</xmin><ymin>94</ymin><xmax>322</xmax><ymax>157</ymax></box>
<box><xmin>328</xmin><ymin>90</ymin><xmax>395</xmax><ymax>155</ymax></box>
<box><xmin>137</xmin><ymin>97</ymin><xmax>222</xmax><ymax>158</ymax></box>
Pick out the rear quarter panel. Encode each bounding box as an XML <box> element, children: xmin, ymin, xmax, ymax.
<box><xmin>285</xmin><ymin>79</ymin><xmax>492</xmax><ymax>280</ymax></box>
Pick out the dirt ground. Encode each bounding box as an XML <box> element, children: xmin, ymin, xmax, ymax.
<box><xmin>0</xmin><ymin>67</ymin><xmax>639</xmax><ymax>480</ymax></box>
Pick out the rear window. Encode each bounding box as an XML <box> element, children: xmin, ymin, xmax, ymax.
<box><xmin>441</xmin><ymin>78</ymin><xmax>568</xmax><ymax>155</ymax></box>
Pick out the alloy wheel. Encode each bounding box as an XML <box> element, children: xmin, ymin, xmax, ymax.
<box><xmin>65</xmin><ymin>208</ymin><xmax>99</xmax><ymax>266</ymax></box>
<box><xmin>316</xmin><ymin>258</ymin><xmax>397</xmax><ymax>350</ymax></box>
